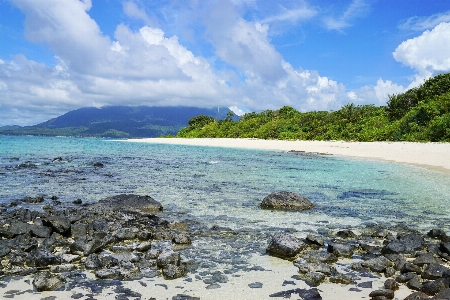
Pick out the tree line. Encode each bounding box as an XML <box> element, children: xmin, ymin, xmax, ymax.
<box><xmin>176</xmin><ymin>73</ymin><xmax>450</xmax><ymax>142</ymax></box>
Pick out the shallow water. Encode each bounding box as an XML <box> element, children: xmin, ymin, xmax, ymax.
<box><xmin>2</xmin><ymin>135</ymin><xmax>450</xmax><ymax>298</ymax></box>
<box><xmin>1</xmin><ymin>135</ymin><xmax>450</xmax><ymax>233</ymax></box>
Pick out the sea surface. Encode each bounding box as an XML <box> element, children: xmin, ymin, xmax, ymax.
<box><xmin>1</xmin><ymin>135</ymin><xmax>450</xmax><ymax>274</ymax></box>
<box><xmin>1</xmin><ymin>135</ymin><xmax>450</xmax><ymax>230</ymax></box>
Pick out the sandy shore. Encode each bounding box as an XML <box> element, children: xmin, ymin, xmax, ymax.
<box><xmin>126</xmin><ymin>138</ymin><xmax>450</xmax><ymax>173</ymax></box>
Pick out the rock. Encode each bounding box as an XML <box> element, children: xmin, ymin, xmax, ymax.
<box><xmin>396</xmin><ymin>272</ymin><xmax>417</xmax><ymax>283</ymax></box>
<box><xmin>407</xmin><ymin>275</ymin><xmax>422</xmax><ymax>291</ymax></box>
<box><xmin>327</xmin><ymin>242</ymin><xmax>353</xmax><ymax>258</ymax></box>
<box><xmin>413</xmin><ymin>253</ymin><xmax>438</xmax><ymax>266</ymax></box>
<box><xmin>297</xmin><ymin>261</ymin><xmax>335</xmax><ymax>276</ymax></box>
<box><xmin>362</xmin><ymin>256</ymin><xmax>392</xmax><ymax>273</ymax></box>
<box><xmin>162</xmin><ymin>264</ymin><xmax>187</xmax><ymax>279</ymax></box>
<box><xmin>30</xmin><ymin>225</ymin><xmax>52</xmax><ymax>238</ymax></box>
<box><xmin>421</xmin><ymin>278</ymin><xmax>449</xmax><ymax>296</ymax></box>
<box><xmin>422</xmin><ymin>263</ymin><xmax>450</xmax><ymax>280</ymax></box>
<box><xmin>70</xmin><ymin>236</ymin><xmax>104</xmax><ymax>256</ymax></box>
<box><xmin>146</xmin><ymin>249</ymin><xmax>162</xmax><ymax>259</ymax></box>
<box><xmin>303</xmin><ymin>251</ymin><xmax>338</xmax><ymax>264</ymax></box>
<box><xmin>248</xmin><ymin>282</ymin><xmax>263</xmax><ymax>288</ymax></box>
<box><xmin>260</xmin><ymin>191</ymin><xmax>314</xmax><ymax>210</ymax></box>
<box><xmin>95</xmin><ymin>268</ymin><xmax>120</xmax><ymax>279</ymax></box>
<box><xmin>0</xmin><ymin>242</ymin><xmax>11</xmax><ymax>257</ymax></box>
<box><xmin>403</xmin><ymin>291</ymin><xmax>429</xmax><ymax>300</ymax></box>
<box><xmin>172</xmin><ymin>295</ymin><xmax>200</xmax><ymax>300</ymax></box>
<box><xmin>266</xmin><ymin>232</ymin><xmax>306</xmax><ymax>260</ymax></box>
<box><xmin>50</xmin><ymin>264</ymin><xmax>75</xmax><ymax>273</ymax></box>
<box><xmin>305</xmin><ymin>272</ymin><xmax>326</xmax><ymax>287</ymax></box>
<box><xmin>95</xmin><ymin>194</ymin><xmax>163</xmax><ymax>213</ymax></box>
<box><xmin>32</xmin><ymin>271</ymin><xmax>64</xmax><ymax>291</ymax></box>
<box><xmin>369</xmin><ymin>289</ymin><xmax>394</xmax><ymax>299</ymax></box>
<box><xmin>73</xmin><ymin>199</ymin><xmax>82</xmax><ymax>205</ymax></box>
<box><xmin>384</xmin><ymin>279</ymin><xmax>399</xmax><ymax>291</ymax></box>
<box><xmin>43</xmin><ymin>217</ymin><xmax>71</xmax><ymax>235</ymax></box>
<box><xmin>22</xmin><ymin>196</ymin><xmax>44</xmax><ymax>203</ymax></box>
<box><xmin>172</xmin><ymin>234</ymin><xmax>191</xmax><ymax>245</ymax></box>
<box><xmin>85</xmin><ymin>254</ymin><xmax>101</xmax><ymax>269</ymax></box>
<box><xmin>157</xmin><ymin>251</ymin><xmax>181</xmax><ymax>268</ymax></box>
<box><xmin>381</xmin><ymin>234</ymin><xmax>425</xmax><ymax>255</ymax></box>
<box><xmin>433</xmin><ymin>288</ymin><xmax>450</xmax><ymax>299</ymax></box>
<box><xmin>401</xmin><ymin>262</ymin><xmax>422</xmax><ymax>274</ymax></box>
<box><xmin>336</xmin><ymin>230</ymin><xmax>357</xmax><ymax>239</ymax></box>
<box><xmin>329</xmin><ymin>273</ymin><xmax>355</xmax><ymax>284</ymax></box>
<box><xmin>114</xmin><ymin>228</ymin><xmax>138</xmax><ymax>241</ymax></box>
<box><xmin>428</xmin><ymin>229</ymin><xmax>450</xmax><ymax>241</ymax></box>
<box><xmin>100</xmin><ymin>256</ymin><xmax>119</xmax><ymax>268</ymax></box>
<box><xmin>136</xmin><ymin>242</ymin><xmax>152</xmax><ymax>252</ymax></box>
<box><xmin>306</xmin><ymin>234</ymin><xmax>325</xmax><ymax>247</ymax></box>
<box><xmin>26</xmin><ymin>249</ymin><xmax>59</xmax><ymax>268</ymax></box>
<box><xmin>59</xmin><ymin>254</ymin><xmax>80</xmax><ymax>263</ymax></box>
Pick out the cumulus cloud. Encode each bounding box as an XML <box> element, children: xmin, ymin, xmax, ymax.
<box><xmin>399</xmin><ymin>10</ymin><xmax>450</xmax><ymax>31</ymax></box>
<box><xmin>345</xmin><ymin>79</ymin><xmax>404</xmax><ymax>106</ymax></box>
<box><xmin>2</xmin><ymin>0</ymin><xmax>354</xmax><ymax>126</ymax></box>
<box><xmin>393</xmin><ymin>22</ymin><xmax>450</xmax><ymax>74</ymax></box>
<box><xmin>323</xmin><ymin>0</ymin><xmax>370</xmax><ymax>31</ymax></box>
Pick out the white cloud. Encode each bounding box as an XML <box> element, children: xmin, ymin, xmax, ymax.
<box><xmin>399</xmin><ymin>10</ymin><xmax>450</xmax><ymax>31</ymax></box>
<box><xmin>393</xmin><ymin>22</ymin><xmax>450</xmax><ymax>74</ymax></box>
<box><xmin>261</xmin><ymin>7</ymin><xmax>317</xmax><ymax>24</ymax></box>
<box><xmin>323</xmin><ymin>0</ymin><xmax>370</xmax><ymax>31</ymax></box>
<box><xmin>345</xmin><ymin>79</ymin><xmax>404</xmax><ymax>106</ymax></box>
<box><xmin>123</xmin><ymin>1</ymin><xmax>152</xmax><ymax>25</ymax></box>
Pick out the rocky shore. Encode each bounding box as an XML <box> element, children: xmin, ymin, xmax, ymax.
<box><xmin>1</xmin><ymin>192</ymin><xmax>450</xmax><ymax>299</ymax></box>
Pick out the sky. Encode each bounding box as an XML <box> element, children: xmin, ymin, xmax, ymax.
<box><xmin>0</xmin><ymin>0</ymin><xmax>450</xmax><ymax>126</ymax></box>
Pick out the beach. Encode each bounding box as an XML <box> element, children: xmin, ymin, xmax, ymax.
<box><xmin>127</xmin><ymin>138</ymin><xmax>450</xmax><ymax>173</ymax></box>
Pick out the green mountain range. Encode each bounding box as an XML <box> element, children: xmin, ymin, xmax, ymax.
<box><xmin>0</xmin><ymin>106</ymin><xmax>234</xmax><ymax>138</ymax></box>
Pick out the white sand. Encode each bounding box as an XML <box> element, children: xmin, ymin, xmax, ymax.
<box><xmin>126</xmin><ymin>138</ymin><xmax>450</xmax><ymax>173</ymax></box>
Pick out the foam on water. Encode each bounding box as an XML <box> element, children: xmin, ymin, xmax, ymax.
<box><xmin>1</xmin><ymin>135</ymin><xmax>450</xmax><ymax>233</ymax></box>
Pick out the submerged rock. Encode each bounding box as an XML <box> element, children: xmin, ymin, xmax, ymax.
<box><xmin>260</xmin><ymin>191</ymin><xmax>314</xmax><ymax>211</ymax></box>
<box><xmin>32</xmin><ymin>271</ymin><xmax>64</xmax><ymax>291</ymax></box>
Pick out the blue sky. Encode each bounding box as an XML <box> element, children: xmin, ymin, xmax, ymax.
<box><xmin>0</xmin><ymin>0</ymin><xmax>450</xmax><ymax>126</ymax></box>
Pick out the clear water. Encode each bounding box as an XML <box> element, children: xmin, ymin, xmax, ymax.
<box><xmin>1</xmin><ymin>135</ymin><xmax>450</xmax><ymax>234</ymax></box>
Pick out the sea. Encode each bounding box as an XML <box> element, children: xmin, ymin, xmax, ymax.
<box><xmin>1</xmin><ymin>135</ymin><xmax>450</xmax><ymax>279</ymax></box>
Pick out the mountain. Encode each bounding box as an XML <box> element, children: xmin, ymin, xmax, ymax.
<box><xmin>0</xmin><ymin>106</ymin><xmax>235</xmax><ymax>138</ymax></box>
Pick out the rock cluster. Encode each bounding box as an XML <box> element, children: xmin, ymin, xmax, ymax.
<box><xmin>0</xmin><ymin>194</ymin><xmax>191</xmax><ymax>291</ymax></box>
<box><xmin>266</xmin><ymin>227</ymin><xmax>450</xmax><ymax>299</ymax></box>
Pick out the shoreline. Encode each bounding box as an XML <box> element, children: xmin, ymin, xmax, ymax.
<box><xmin>125</xmin><ymin>138</ymin><xmax>450</xmax><ymax>173</ymax></box>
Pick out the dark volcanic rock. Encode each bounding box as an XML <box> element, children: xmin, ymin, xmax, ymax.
<box><xmin>26</xmin><ymin>249</ymin><xmax>59</xmax><ymax>268</ymax></box>
<box><xmin>172</xmin><ymin>234</ymin><xmax>191</xmax><ymax>245</ymax></box>
<box><xmin>43</xmin><ymin>217</ymin><xmax>71</xmax><ymax>235</ymax></box>
<box><xmin>94</xmin><ymin>194</ymin><xmax>163</xmax><ymax>213</ymax></box>
<box><xmin>369</xmin><ymin>289</ymin><xmax>395</xmax><ymax>299</ymax></box>
<box><xmin>32</xmin><ymin>271</ymin><xmax>64</xmax><ymax>291</ymax></box>
<box><xmin>421</xmin><ymin>278</ymin><xmax>450</xmax><ymax>296</ymax></box>
<box><xmin>266</xmin><ymin>232</ymin><xmax>306</xmax><ymax>260</ymax></box>
<box><xmin>381</xmin><ymin>234</ymin><xmax>425</xmax><ymax>255</ymax></box>
<box><xmin>403</xmin><ymin>291</ymin><xmax>429</xmax><ymax>300</ymax></box>
<box><xmin>162</xmin><ymin>264</ymin><xmax>187</xmax><ymax>279</ymax></box>
<box><xmin>70</xmin><ymin>236</ymin><xmax>104</xmax><ymax>256</ymax></box>
<box><xmin>269</xmin><ymin>288</ymin><xmax>322</xmax><ymax>299</ymax></box>
<box><xmin>260</xmin><ymin>191</ymin><xmax>314</xmax><ymax>211</ymax></box>
<box><xmin>422</xmin><ymin>263</ymin><xmax>450</xmax><ymax>280</ymax></box>
<box><xmin>157</xmin><ymin>251</ymin><xmax>181</xmax><ymax>268</ymax></box>
<box><xmin>327</xmin><ymin>242</ymin><xmax>354</xmax><ymax>258</ymax></box>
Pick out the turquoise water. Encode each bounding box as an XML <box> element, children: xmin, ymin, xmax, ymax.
<box><xmin>1</xmin><ymin>135</ymin><xmax>450</xmax><ymax>233</ymax></box>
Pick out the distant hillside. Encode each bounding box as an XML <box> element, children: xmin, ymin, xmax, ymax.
<box><xmin>0</xmin><ymin>106</ymin><xmax>235</xmax><ymax>138</ymax></box>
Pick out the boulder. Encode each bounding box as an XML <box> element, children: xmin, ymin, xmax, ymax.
<box><xmin>381</xmin><ymin>234</ymin><xmax>425</xmax><ymax>255</ymax></box>
<box><xmin>43</xmin><ymin>217</ymin><xmax>71</xmax><ymax>235</ymax></box>
<box><xmin>172</xmin><ymin>234</ymin><xmax>191</xmax><ymax>245</ymax></box>
<box><xmin>94</xmin><ymin>194</ymin><xmax>163</xmax><ymax>213</ymax></box>
<box><xmin>32</xmin><ymin>271</ymin><xmax>64</xmax><ymax>291</ymax></box>
<box><xmin>26</xmin><ymin>249</ymin><xmax>59</xmax><ymax>268</ymax></box>
<box><xmin>157</xmin><ymin>251</ymin><xmax>181</xmax><ymax>268</ymax></box>
<box><xmin>266</xmin><ymin>232</ymin><xmax>306</xmax><ymax>260</ymax></box>
<box><xmin>162</xmin><ymin>264</ymin><xmax>187</xmax><ymax>279</ymax></box>
<box><xmin>260</xmin><ymin>192</ymin><xmax>313</xmax><ymax>211</ymax></box>
<box><xmin>422</xmin><ymin>263</ymin><xmax>450</xmax><ymax>280</ymax></box>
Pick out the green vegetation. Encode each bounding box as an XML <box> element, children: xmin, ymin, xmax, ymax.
<box><xmin>178</xmin><ymin>73</ymin><xmax>450</xmax><ymax>142</ymax></box>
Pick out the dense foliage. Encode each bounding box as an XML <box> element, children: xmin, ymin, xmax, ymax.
<box><xmin>178</xmin><ymin>73</ymin><xmax>450</xmax><ymax>142</ymax></box>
